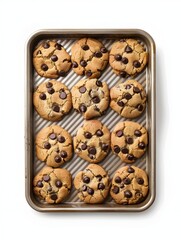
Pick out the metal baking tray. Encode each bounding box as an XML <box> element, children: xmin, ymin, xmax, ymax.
<box><xmin>25</xmin><ymin>29</ymin><xmax>156</xmax><ymax>212</ymax></box>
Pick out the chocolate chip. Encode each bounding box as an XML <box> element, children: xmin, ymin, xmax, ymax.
<box><xmin>47</xmin><ymin>87</ymin><xmax>55</xmax><ymax>94</ymax></box>
<box><xmin>89</xmin><ymin>154</ymin><xmax>94</xmax><ymax>159</ymax></box>
<box><xmin>94</xmin><ymin>51</ymin><xmax>102</xmax><ymax>58</ymax></box>
<box><xmin>92</xmin><ymin>96</ymin><xmax>100</xmax><ymax>103</ymax></box>
<box><xmin>134</xmin><ymin>130</ymin><xmax>142</xmax><ymax>137</ymax></box>
<box><xmin>98</xmin><ymin>183</ymin><xmax>105</xmax><ymax>190</ymax></box>
<box><xmin>84</xmin><ymin>132</ymin><xmax>92</xmax><ymax>139</ymax></box>
<box><xmin>122</xmin><ymin>57</ymin><xmax>128</xmax><ymax>64</ymax></box>
<box><xmin>96</xmin><ymin>130</ymin><xmax>103</xmax><ymax>137</ymax></box>
<box><xmin>37</xmin><ymin>50</ymin><xmax>42</xmax><ymax>55</ymax></box>
<box><xmin>80</xmin><ymin>60</ymin><xmax>87</xmax><ymax>67</ymax></box>
<box><xmin>96</xmin><ymin>175</ymin><xmax>102</xmax><ymax>181</ymax></box>
<box><xmin>125</xmin><ymin>46</ymin><xmax>133</xmax><ymax>53</ymax></box>
<box><xmin>137</xmin><ymin>104</ymin><xmax>143</xmax><ymax>111</ymax></box>
<box><xmin>112</xmin><ymin>186</ymin><xmax>119</xmax><ymax>194</ymax></box>
<box><xmin>114</xmin><ymin>145</ymin><xmax>120</xmax><ymax>153</ymax></box>
<box><xmin>115</xmin><ymin>176</ymin><xmax>122</xmax><ymax>183</ymax></box>
<box><xmin>88</xmin><ymin>147</ymin><xmax>96</xmax><ymax>155</ymax></box>
<box><xmin>126</xmin><ymin>137</ymin><xmax>133</xmax><ymax>144</ymax></box>
<box><xmin>47</xmin><ymin>187</ymin><xmax>52</xmax><ymax>192</ymax></box>
<box><xmin>72</xmin><ymin>61</ymin><xmax>78</xmax><ymax>68</ymax></box>
<box><xmin>100</xmin><ymin>47</ymin><xmax>108</xmax><ymax>53</ymax></box>
<box><xmin>138</xmin><ymin>142</ymin><xmax>145</xmax><ymax>149</ymax></box>
<box><xmin>57</xmin><ymin>136</ymin><xmax>65</xmax><ymax>143</ymax></box>
<box><xmin>54</xmin><ymin>155</ymin><xmax>61</xmax><ymax>163</ymax></box>
<box><xmin>51</xmin><ymin>194</ymin><xmax>58</xmax><ymax>201</ymax></box>
<box><xmin>41</xmin><ymin>64</ymin><xmax>48</xmax><ymax>71</ymax></box>
<box><xmin>37</xmin><ymin>181</ymin><xmax>43</xmax><ymax>188</ymax></box>
<box><xmin>59</xmin><ymin>91</ymin><xmax>67</xmax><ymax>99</ymax></box>
<box><xmin>123</xmin><ymin>177</ymin><xmax>131</xmax><ymax>185</ymax></box>
<box><xmin>120</xmin><ymin>71</ymin><xmax>127</xmax><ymax>78</ymax></box>
<box><xmin>52</xmin><ymin>105</ymin><xmax>60</xmax><ymax>112</ymax></box>
<box><xmin>81</xmin><ymin>143</ymin><xmax>87</xmax><ymax>150</ymax></box>
<box><xmin>43</xmin><ymin>175</ymin><xmax>50</xmax><ymax>182</ymax></box>
<box><xmin>124</xmin><ymin>93</ymin><xmax>132</xmax><ymax>100</ymax></box>
<box><xmin>133</xmin><ymin>60</ymin><xmax>141</xmax><ymax>68</ymax></box>
<box><xmin>43</xmin><ymin>42</ymin><xmax>50</xmax><ymax>49</ymax></box>
<box><xmin>124</xmin><ymin>190</ymin><xmax>132</xmax><ymax>198</ymax></box>
<box><xmin>79</xmin><ymin>104</ymin><xmax>87</xmax><ymax>112</ymax></box>
<box><xmin>55</xmin><ymin>42</ymin><xmax>62</xmax><ymax>50</ymax></box>
<box><xmin>125</xmin><ymin>84</ymin><xmax>131</xmax><ymax>89</ymax></box>
<box><xmin>59</xmin><ymin>70</ymin><xmax>66</xmax><ymax>77</ymax></box>
<box><xmin>46</xmin><ymin>82</ymin><xmax>53</xmax><ymax>88</ymax></box>
<box><xmin>60</xmin><ymin>151</ymin><xmax>67</xmax><ymax>158</ymax></box>
<box><xmin>114</xmin><ymin>54</ymin><xmax>122</xmax><ymax>61</ymax></box>
<box><xmin>116</xmin><ymin>130</ymin><xmax>123</xmax><ymax>137</ymax></box>
<box><xmin>79</xmin><ymin>86</ymin><xmax>86</xmax><ymax>93</ymax></box>
<box><xmin>83</xmin><ymin>176</ymin><xmax>90</xmax><ymax>184</ymax></box>
<box><xmin>121</xmin><ymin>147</ymin><xmax>129</xmax><ymax>154</ymax></box>
<box><xmin>117</xmin><ymin>100</ymin><xmax>124</xmax><ymax>107</ymax></box>
<box><xmin>87</xmin><ymin>187</ymin><xmax>94</xmax><ymax>195</ymax></box>
<box><xmin>101</xmin><ymin>143</ymin><xmax>108</xmax><ymax>151</ymax></box>
<box><xmin>133</xmin><ymin>87</ymin><xmax>141</xmax><ymax>93</ymax></box>
<box><xmin>82</xmin><ymin>45</ymin><xmax>89</xmax><ymax>50</ymax></box>
<box><xmin>51</xmin><ymin>55</ymin><xmax>58</xmax><ymax>62</ymax></box>
<box><xmin>49</xmin><ymin>133</ymin><xmax>56</xmax><ymax>140</ymax></box>
<box><xmin>137</xmin><ymin>177</ymin><xmax>144</xmax><ymax>185</ymax></box>
<box><xmin>120</xmin><ymin>182</ymin><xmax>124</xmax><ymax>188</ymax></box>
<box><xmin>96</xmin><ymin>80</ymin><xmax>103</xmax><ymax>87</ymax></box>
<box><xmin>85</xmin><ymin>70</ymin><xmax>92</xmax><ymax>77</ymax></box>
<box><xmin>127</xmin><ymin>154</ymin><xmax>135</xmax><ymax>161</ymax></box>
<box><xmin>82</xmin><ymin>185</ymin><xmax>87</xmax><ymax>191</ymax></box>
<box><xmin>39</xmin><ymin>93</ymin><xmax>46</xmax><ymax>100</ymax></box>
<box><xmin>44</xmin><ymin>142</ymin><xmax>51</xmax><ymax>149</ymax></box>
<box><xmin>55</xmin><ymin>180</ymin><xmax>62</xmax><ymax>188</ymax></box>
<box><xmin>127</xmin><ymin>166</ymin><xmax>135</xmax><ymax>173</ymax></box>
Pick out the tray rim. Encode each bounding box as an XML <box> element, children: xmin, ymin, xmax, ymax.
<box><xmin>25</xmin><ymin>28</ymin><xmax>156</xmax><ymax>212</ymax></box>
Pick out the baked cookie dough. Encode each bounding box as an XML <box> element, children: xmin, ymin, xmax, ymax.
<box><xmin>33</xmin><ymin>80</ymin><xmax>72</xmax><ymax>121</ymax></box>
<box><xmin>35</xmin><ymin>125</ymin><xmax>73</xmax><ymax>167</ymax></box>
<box><xmin>71</xmin><ymin>38</ymin><xmax>108</xmax><ymax>78</ymax></box>
<box><xmin>111</xmin><ymin>121</ymin><xmax>148</xmax><ymax>163</ymax></box>
<box><xmin>110</xmin><ymin>166</ymin><xmax>148</xmax><ymax>204</ymax></box>
<box><xmin>109</xmin><ymin>39</ymin><xmax>148</xmax><ymax>78</ymax></box>
<box><xmin>33</xmin><ymin>40</ymin><xmax>71</xmax><ymax>78</ymax></box>
<box><xmin>33</xmin><ymin>166</ymin><xmax>72</xmax><ymax>204</ymax></box>
<box><xmin>73</xmin><ymin>120</ymin><xmax>110</xmax><ymax>163</ymax></box>
<box><xmin>110</xmin><ymin>79</ymin><xmax>146</xmax><ymax>118</ymax></box>
<box><xmin>71</xmin><ymin>78</ymin><xmax>109</xmax><ymax>119</ymax></box>
<box><xmin>74</xmin><ymin>164</ymin><xmax>110</xmax><ymax>203</ymax></box>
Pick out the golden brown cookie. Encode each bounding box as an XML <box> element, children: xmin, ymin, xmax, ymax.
<box><xmin>74</xmin><ymin>164</ymin><xmax>110</xmax><ymax>204</ymax></box>
<box><xmin>33</xmin><ymin>80</ymin><xmax>72</xmax><ymax>121</ymax></box>
<box><xmin>111</xmin><ymin>121</ymin><xmax>148</xmax><ymax>163</ymax></box>
<box><xmin>33</xmin><ymin>40</ymin><xmax>71</xmax><ymax>78</ymax></box>
<box><xmin>71</xmin><ymin>38</ymin><xmax>108</xmax><ymax>78</ymax></box>
<box><xmin>110</xmin><ymin>166</ymin><xmax>148</xmax><ymax>205</ymax></box>
<box><xmin>109</xmin><ymin>39</ymin><xmax>148</xmax><ymax>78</ymax></box>
<box><xmin>33</xmin><ymin>166</ymin><xmax>72</xmax><ymax>204</ymax></box>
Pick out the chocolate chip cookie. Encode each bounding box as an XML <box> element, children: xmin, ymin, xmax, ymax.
<box><xmin>109</xmin><ymin>39</ymin><xmax>148</xmax><ymax>78</ymax></box>
<box><xmin>35</xmin><ymin>125</ymin><xmax>73</xmax><ymax>167</ymax></box>
<box><xmin>110</xmin><ymin>79</ymin><xmax>146</xmax><ymax>118</ymax></box>
<box><xmin>111</xmin><ymin>121</ymin><xmax>148</xmax><ymax>163</ymax></box>
<box><xmin>73</xmin><ymin>120</ymin><xmax>110</xmax><ymax>163</ymax></box>
<box><xmin>71</xmin><ymin>78</ymin><xmax>109</xmax><ymax>119</ymax></box>
<box><xmin>74</xmin><ymin>164</ymin><xmax>110</xmax><ymax>203</ymax></box>
<box><xmin>33</xmin><ymin>80</ymin><xmax>72</xmax><ymax>121</ymax></box>
<box><xmin>33</xmin><ymin>166</ymin><xmax>72</xmax><ymax>204</ymax></box>
<box><xmin>71</xmin><ymin>38</ymin><xmax>109</xmax><ymax>78</ymax></box>
<box><xmin>110</xmin><ymin>166</ymin><xmax>148</xmax><ymax>204</ymax></box>
<box><xmin>33</xmin><ymin>40</ymin><xmax>71</xmax><ymax>78</ymax></box>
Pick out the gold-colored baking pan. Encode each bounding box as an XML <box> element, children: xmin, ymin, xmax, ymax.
<box><xmin>25</xmin><ymin>29</ymin><xmax>156</xmax><ymax>212</ymax></box>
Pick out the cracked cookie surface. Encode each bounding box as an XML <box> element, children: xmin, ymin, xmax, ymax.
<box><xmin>110</xmin><ymin>79</ymin><xmax>146</xmax><ymax>118</ymax></box>
<box><xmin>33</xmin><ymin>80</ymin><xmax>72</xmax><ymax>121</ymax></box>
<box><xmin>35</xmin><ymin>125</ymin><xmax>73</xmax><ymax>167</ymax></box>
<box><xmin>71</xmin><ymin>38</ymin><xmax>109</xmax><ymax>78</ymax></box>
<box><xmin>33</xmin><ymin>166</ymin><xmax>72</xmax><ymax>204</ymax></box>
<box><xmin>71</xmin><ymin>78</ymin><xmax>109</xmax><ymax>119</ymax></box>
<box><xmin>33</xmin><ymin>40</ymin><xmax>71</xmax><ymax>78</ymax></box>
<box><xmin>74</xmin><ymin>120</ymin><xmax>110</xmax><ymax>163</ymax></box>
<box><xmin>74</xmin><ymin>164</ymin><xmax>110</xmax><ymax>203</ymax></box>
<box><xmin>110</xmin><ymin>166</ymin><xmax>148</xmax><ymax>204</ymax></box>
<box><xmin>109</xmin><ymin>39</ymin><xmax>148</xmax><ymax>78</ymax></box>
<box><xmin>111</xmin><ymin>121</ymin><xmax>148</xmax><ymax>163</ymax></box>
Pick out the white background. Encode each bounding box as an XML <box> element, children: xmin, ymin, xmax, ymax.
<box><xmin>0</xmin><ymin>0</ymin><xmax>180</xmax><ymax>239</ymax></box>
